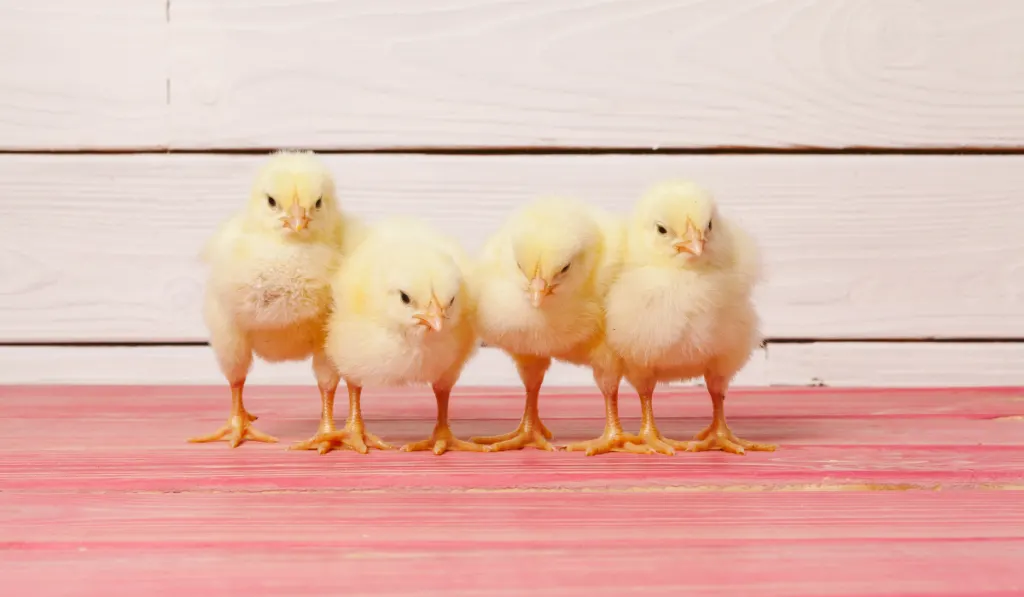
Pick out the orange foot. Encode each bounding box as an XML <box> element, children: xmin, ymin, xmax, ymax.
<box><xmin>188</xmin><ymin>412</ymin><xmax>278</xmax><ymax>448</ymax></box>
<box><xmin>687</xmin><ymin>422</ymin><xmax>776</xmax><ymax>455</ymax></box>
<box><xmin>565</xmin><ymin>430</ymin><xmax>641</xmax><ymax>456</ymax></box>
<box><xmin>620</xmin><ymin>429</ymin><xmax>687</xmax><ymax>456</ymax></box>
<box><xmin>290</xmin><ymin>428</ymin><xmax>349</xmax><ymax>455</ymax></box>
<box><xmin>401</xmin><ymin>425</ymin><xmax>489</xmax><ymax>455</ymax></box>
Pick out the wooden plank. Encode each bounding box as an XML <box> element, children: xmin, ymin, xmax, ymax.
<box><xmin>2</xmin><ymin>491</ymin><xmax>1022</xmax><ymax>543</ymax></box>
<box><xmin>168</xmin><ymin>0</ymin><xmax>1024</xmax><ymax>150</ymax></box>
<box><xmin>770</xmin><ymin>342</ymin><xmax>1024</xmax><ymax>387</ymax></box>
<box><xmin>4</xmin><ymin>539</ymin><xmax>1023</xmax><ymax>597</ymax></box>
<box><xmin>2</xmin><ymin>154</ymin><xmax>1024</xmax><ymax>341</ymax></box>
<box><xmin>0</xmin><ymin>345</ymin><xmax>767</xmax><ymax>387</ymax></box>
<box><xmin>0</xmin><ymin>1</ymin><xmax>168</xmax><ymax>150</ymax></box>
<box><xmin>3</xmin><ymin>385</ymin><xmax>1021</xmax><ymax>420</ymax></box>
<box><xmin>3</xmin><ymin>445</ymin><xmax>1023</xmax><ymax>492</ymax></box>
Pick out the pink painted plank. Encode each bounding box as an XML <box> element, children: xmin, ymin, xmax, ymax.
<box><xmin>2</xmin><ymin>385</ymin><xmax>1022</xmax><ymax>420</ymax></box>
<box><xmin>2</xmin><ymin>491</ymin><xmax>1022</xmax><ymax>544</ymax></box>
<box><xmin>2</xmin><ymin>446</ymin><xmax>1022</xmax><ymax>492</ymax></box>
<box><xmin>2</xmin><ymin>540</ymin><xmax>1023</xmax><ymax>597</ymax></box>
<box><xmin>1</xmin><ymin>415</ymin><xmax>1022</xmax><ymax>450</ymax></box>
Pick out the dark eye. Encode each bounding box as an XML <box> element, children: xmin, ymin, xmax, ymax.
<box><xmin>707</xmin><ymin>219</ymin><xmax>713</xmax><ymax>232</ymax></box>
<box><xmin>656</xmin><ymin>224</ymin><xmax>667</xmax><ymax>235</ymax></box>
<box><xmin>448</xmin><ymin>296</ymin><xmax>456</xmax><ymax>307</ymax></box>
<box><xmin>400</xmin><ymin>291</ymin><xmax>411</xmax><ymax>305</ymax></box>
<box><xmin>315</xmin><ymin>197</ymin><xmax>323</xmax><ymax>209</ymax></box>
<box><xmin>267</xmin><ymin>195</ymin><xmax>277</xmax><ymax>208</ymax></box>
<box><xmin>560</xmin><ymin>263</ymin><xmax>571</xmax><ymax>274</ymax></box>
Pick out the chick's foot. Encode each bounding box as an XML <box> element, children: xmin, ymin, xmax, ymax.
<box><xmin>622</xmin><ymin>429</ymin><xmax>686</xmax><ymax>456</ymax></box>
<box><xmin>188</xmin><ymin>413</ymin><xmax>278</xmax><ymax>448</ymax></box>
<box><xmin>401</xmin><ymin>425</ymin><xmax>489</xmax><ymax>455</ymax></box>
<box><xmin>326</xmin><ymin>422</ymin><xmax>394</xmax><ymax>454</ymax></box>
<box><xmin>471</xmin><ymin>418</ymin><xmax>553</xmax><ymax>444</ymax></box>
<box><xmin>565</xmin><ymin>431</ymin><xmax>642</xmax><ymax>456</ymax></box>
<box><xmin>289</xmin><ymin>428</ymin><xmax>347</xmax><ymax>455</ymax></box>
<box><xmin>687</xmin><ymin>421</ymin><xmax>776</xmax><ymax>455</ymax></box>
<box><xmin>482</xmin><ymin>426</ymin><xmax>557</xmax><ymax>452</ymax></box>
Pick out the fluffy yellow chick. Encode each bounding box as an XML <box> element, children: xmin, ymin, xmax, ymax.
<box><xmin>321</xmin><ymin>217</ymin><xmax>484</xmax><ymax>455</ymax></box>
<box><xmin>606</xmin><ymin>181</ymin><xmax>776</xmax><ymax>456</ymax></box>
<box><xmin>471</xmin><ymin>197</ymin><xmax>632</xmax><ymax>454</ymax></box>
<box><xmin>189</xmin><ymin>150</ymin><xmax>363</xmax><ymax>451</ymax></box>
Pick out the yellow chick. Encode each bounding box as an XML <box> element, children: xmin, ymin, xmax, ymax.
<box><xmin>606</xmin><ymin>181</ymin><xmax>777</xmax><ymax>455</ymax></box>
<box><xmin>471</xmin><ymin>197</ymin><xmax>632</xmax><ymax>454</ymax></box>
<box><xmin>189</xmin><ymin>150</ymin><xmax>362</xmax><ymax>451</ymax></box>
<box><xmin>321</xmin><ymin>217</ymin><xmax>485</xmax><ymax>455</ymax></box>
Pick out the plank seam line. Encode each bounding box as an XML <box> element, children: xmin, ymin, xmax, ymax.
<box><xmin>3</xmin><ymin>147</ymin><xmax>1024</xmax><ymax>156</ymax></box>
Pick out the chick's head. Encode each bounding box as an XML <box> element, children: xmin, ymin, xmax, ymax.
<box><xmin>632</xmin><ymin>180</ymin><xmax>719</xmax><ymax>264</ymax></box>
<box><xmin>246</xmin><ymin>150</ymin><xmax>340</xmax><ymax>238</ymax></box>
<box><xmin>365</xmin><ymin>244</ymin><xmax>466</xmax><ymax>337</ymax></box>
<box><xmin>507</xmin><ymin>197</ymin><xmax>601</xmax><ymax>308</ymax></box>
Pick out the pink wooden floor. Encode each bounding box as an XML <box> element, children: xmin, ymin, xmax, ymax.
<box><xmin>1</xmin><ymin>386</ymin><xmax>1023</xmax><ymax>596</ymax></box>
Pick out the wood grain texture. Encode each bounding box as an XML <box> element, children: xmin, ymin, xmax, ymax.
<box><xmin>771</xmin><ymin>342</ymin><xmax>1024</xmax><ymax>387</ymax></box>
<box><xmin>3</xmin><ymin>154</ymin><xmax>1023</xmax><ymax>342</ymax></box>
<box><xmin>1</xmin><ymin>385</ymin><xmax>1023</xmax><ymax>595</ymax></box>
<box><xmin>168</xmin><ymin>0</ymin><xmax>1024</xmax><ymax>149</ymax></box>
<box><xmin>2</xmin><ymin>342</ymin><xmax>1022</xmax><ymax>387</ymax></box>
<box><xmin>0</xmin><ymin>0</ymin><xmax>168</xmax><ymax>150</ymax></box>
<box><xmin>0</xmin><ymin>344</ymin><xmax>767</xmax><ymax>387</ymax></box>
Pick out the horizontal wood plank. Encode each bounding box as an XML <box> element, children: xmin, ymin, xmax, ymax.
<box><xmin>4</xmin><ymin>385</ymin><xmax>1020</xmax><ymax>420</ymax></box>
<box><xmin>168</xmin><ymin>0</ymin><xmax>1024</xmax><ymax>149</ymax></box>
<box><xmin>4</xmin><ymin>491</ymin><xmax>1022</xmax><ymax>543</ymax></box>
<box><xmin>2</xmin><ymin>154</ymin><xmax>1023</xmax><ymax>341</ymax></box>
<box><xmin>770</xmin><ymin>342</ymin><xmax>1024</xmax><ymax>387</ymax></box>
<box><xmin>5</xmin><ymin>540</ymin><xmax>1023</xmax><ymax>597</ymax></box>
<box><xmin>0</xmin><ymin>1</ymin><xmax>168</xmax><ymax>150</ymax></box>
<box><xmin>0</xmin><ymin>345</ymin><xmax>768</xmax><ymax>387</ymax></box>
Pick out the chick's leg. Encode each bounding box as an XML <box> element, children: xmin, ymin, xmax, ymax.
<box><xmin>687</xmin><ymin>375</ymin><xmax>776</xmax><ymax>455</ymax></box>
<box><xmin>313</xmin><ymin>382</ymin><xmax>393</xmax><ymax>454</ymax></box>
<box><xmin>472</xmin><ymin>355</ymin><xmax>557</xmax><ymax>452</ymax></box>
<box><xmin>290</xmin><ymin>352</ymin><xmax>346</xmax><ymax>455</ymax></box>
<box><xmin>401</xmin><ymin>384</ymin><xmax>488</xmax><ymax>455</ymax></box>
<box><xmin>188</xmin><ymin>379</ymin><xmax>278</xmax><ymax>447</ymax></box>
<box><xmin>619</xmin><ymin>376</ymin><xmax>683</xmax><ymax>456</ymax></box>
<box><xmin>565</xmin><ymin>366</ymin><xmax>639</xmax><ymax>456</ymax></box>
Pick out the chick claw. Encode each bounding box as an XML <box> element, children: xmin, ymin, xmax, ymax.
<box><xmin>686</xmin><ymin>423</ymin><xmax>777</xmax><ymax>455</ymax></box>
<box><xmin>401</xmin><ymin>425</ymin><xmax>489</xmax><ymax>456</ymax></box>
<box><xmin>564</xmin><ymin>431</ymin><xmax>642</xmax><ymax>456</ymax></box>
<box><xmin>187</xmin><ymin>414</ymin><xmax>278</xmax><ymax>448</ymax></box>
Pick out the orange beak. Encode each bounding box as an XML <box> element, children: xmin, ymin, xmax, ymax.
<box><xmin>287</xmin><ymin>203</ymin><xmax>309</xmax><ymax>232</ymax></box>
<box><xmin>529</xmin><ymin>276</ymin><xmax>552</xmax><ymax>308</ymax></box>
<box><xmin>674</xmin><ymin>220</ymin><xmax>704</xmax><ymax>256</ymax></box>
<box><xmin>414</xmin><ymin>301</ymin><xmax>445</xmax><ymax>332</ymax></box>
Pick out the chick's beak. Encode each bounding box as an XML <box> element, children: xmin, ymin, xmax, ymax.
<box><xmin>529</xmin><ymin>276</ymin><xmax>551</xmax><ymax>308</ymax></box>
<box><xmin>674</xmin><ymin>220</ymin><xmax>704</xmax><ymax>256</ymax></box>
<box><xmin>288</xmin><ymin>203</ymin><xmax>309</xmax><ymax>232</ymax></box>
<box><xmin>415</xmin><ymin>302</ymin><xmax>445</xmax><ymax>332</ymax></box>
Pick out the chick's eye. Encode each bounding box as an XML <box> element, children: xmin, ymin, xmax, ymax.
<box><xmin>707</xmin><ymin>219</ymin><xmax>713</xmax><ymax>232</ymax></box>
<box><xmin>560</xmin><ymin>263</ymin><xmax>571</xmax><ymax>274</ymax></box>
<box><xmin>399</xmin><ymin>291</ymin><xmax>411</xmax><ymax>305</ymax></box>
<box><xmin>656</xmin><ymin>224</ymin><xmax>667</xmax><ymax>235</ymax></box>
<box><xmin>315</xmin><ymin>197</ymin><xmax>323</xmax><ymax>209</ymax></box>
<box><xmin>448</xmin><ymin>297</ymin><xmax>456</xmax><ymax>307</ymax></box>
<box><xmin>267</xmin><ymin>195</ymin><xmax>277</xmax><ymax>208</ymax></box>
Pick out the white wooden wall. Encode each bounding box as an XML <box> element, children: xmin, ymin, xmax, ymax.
<box><xmin>1</xmin><ymin>0</ymin><xmax>1023</xmax><ymax>387</ymax></box>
